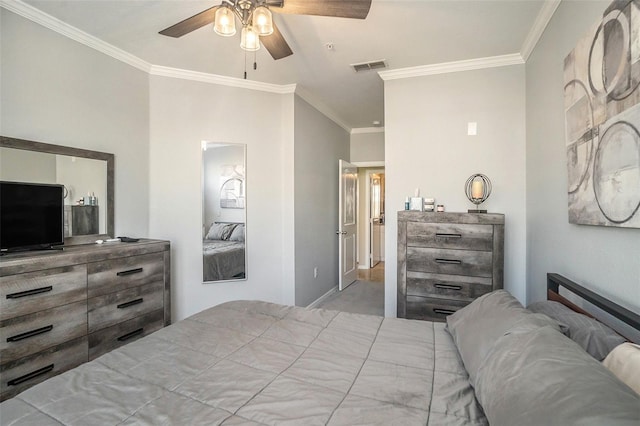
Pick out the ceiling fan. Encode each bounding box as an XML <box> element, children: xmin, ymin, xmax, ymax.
<box><xmin>159</xmin><ymin>0</ymin><xmax>372</xmax><ymax>60</ymax></box>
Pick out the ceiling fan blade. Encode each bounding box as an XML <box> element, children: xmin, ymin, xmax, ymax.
<box><xmin>159</xmin><ymin>6</ymin><xmax>219</xmax><ymax>38</ymax></box>
<box><xmin>262</xmin><ymin>22</ymin><xmax>293</xmax><ymax>60</ymax></box>
<box><xmin>271</xmin><ymin>0</ymin><xmax>372</xmax><ymax>19</ymax></box>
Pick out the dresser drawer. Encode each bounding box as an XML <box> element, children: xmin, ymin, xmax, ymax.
<box><xmin>88</xmin><ymin>309</ymin><xmax>164</xmax><ymax>360</ymax></box>
<box><xmin>0</xmin><ymin>301</ymin><xmax>87</xmax><ymax>364</ymax></box>
<box><xmin>0</xmin><ymin>265</ymin><xmax>87</xmax><ymax>321</ymax></box>
<box><xmin>88</xmin><ymin>281</ymin><xmax>164</xmax><ymax>333</ymax></box>
<box><xmin>406</xmin><ymin>247</ymin><xmax>493</xmax><ymax>277</ymax></box>
<box><xmin>0</xmin><ymin>336</ymin><xmax>87</xmax><ymax>401</ymax></box>
<box><xmin>406</xmin><ymin>296</ymin><xmax>469</xmax><ymax>322</ymax></box>
<box><xmin>407</xmin><ymin>222</ymin><xmax>493</xmax><ymax>251</ymax></box>
<box><xmin>407</xmin><ymin>272</ymin><xmax>492</xmax><ymax>302</ymax></box>
<box><xmin>87</xmin><ymin>252</ymin><xmax>164</xmax><ymax>298</ymax></box>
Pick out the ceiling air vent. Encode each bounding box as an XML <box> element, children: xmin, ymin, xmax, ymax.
<box><xmin>351</xmin><ymin>60</ymin><xmax>387</xmax><ymax>73</ymax></box>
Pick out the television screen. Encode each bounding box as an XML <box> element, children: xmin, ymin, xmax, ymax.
<box><xmin>1</xmin><ymin>181</ymin><xmax>64</xmax><ymax>252</ymax></box>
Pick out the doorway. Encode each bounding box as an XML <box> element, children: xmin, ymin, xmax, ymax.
<box><xmin>357</xmin><ymin>167</ymin><xmax>385</xmax><ymax>283</ymax></box>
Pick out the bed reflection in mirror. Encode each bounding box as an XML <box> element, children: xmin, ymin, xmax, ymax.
<box><xmin>202</xmin><ymin>142</ymin><xmax>247</xmax><ymax>282</ymax></box>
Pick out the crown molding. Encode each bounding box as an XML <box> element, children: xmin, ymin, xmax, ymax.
<box><xmin>351</xmin><ymin>127</ymin><xmax>385</xmax><ymax>134</ymax></box>
<box><xmin>520</xmin><ymin>0</ymin><xmax>562</xmax><ymax>61</ymax></box>
<box><xmin>1</xmin><ymin>0</ymin><xmax>152</xmax><ymax>73</ymax></box>
<box><xmin>295</xmin><ymin>87</ymin><xmax>351</xmax><ymax>133</ymax></box>
<box><xmin>378</xmin><ymin>53</ymin><xmax>524</xmax><ymax>81</ymax></box>
<box><xmin>149</xmin><ymin>65</ymin><xmax>297</xmax><ymax>94</ymax></box>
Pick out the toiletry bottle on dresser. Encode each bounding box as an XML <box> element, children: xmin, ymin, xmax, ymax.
<box><xmin>404</xmin><ymin>197</ymin><xmax>410</xmax><ymax>210</ymax></box>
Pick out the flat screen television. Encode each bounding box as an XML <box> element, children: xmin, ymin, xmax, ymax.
<box><xmin>1</xmin><ymin>181</ymin><xmax>64</xmax><ymax>252</ymax></box>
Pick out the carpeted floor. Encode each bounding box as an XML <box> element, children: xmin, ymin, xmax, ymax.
<box><xmin>315</xmin><ymin>280</ymin><xmax>385</xmax><ymax>316</ymax></box>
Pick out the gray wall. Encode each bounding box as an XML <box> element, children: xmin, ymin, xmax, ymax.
<box><xmin>526</xmin><ymin>1</ymin><xmax>640</xmax><ymax>312</ymax></box>
<box><xmin>294</xmin><ymin>96</ymin><xmax>350</xmax><ymax>306</ymax></box>
<box><xmin>351</xmin><ymin>131</ymin><xmax>385</xmax><ymax>162</ymax></box>
<box><xmin>1</xmin><ymin>10</ymin><xmax>150</xmax><ymax>238</ymax></box>
<box><xmin>384</xmin><ymin>65</ymin><xmax>527</xmax><ymax>316</ymax></box>
<box><xmin>149</xmin><ymin>75</ymin><xmax>295</xmax><ymax>321</ymax></box>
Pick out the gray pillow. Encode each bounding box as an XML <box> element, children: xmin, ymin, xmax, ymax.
<box><xmin>205</xmin><ymin>223</ymin><xmax>237</xmax><ymax>240</ymax></box>
<box><xmin>527</xmin><ymin>300</ymin><xmax>626</xmax><ymax>361</ymax></box>
<box><xmin>474</xmin><ymin>325</ymin><xmax>640</xmax><ymax>426</ymax></box>
<box><xmin>229</xmin><ymin>224</ymin><xmax>245</xmax><ymax>242</ymax></box>
<box><xmin>446</xmin><ymin>290</ymin><xmax>561</xmax><ymax>385</ymax></box>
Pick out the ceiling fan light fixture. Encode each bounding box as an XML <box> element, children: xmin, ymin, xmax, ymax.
<box><xmin>252</xmin><ymin>6</ymin><xmax>274</xmax><ymax>36</ymax></box>
<box><xmin>241</xmin><ymin>25</ymin><xmax>261</xmax><ymax>51</ymax></box>
<box><xmin>214</xmin><ymin>6</ymin><xmax>236</xmax><ymax>37</ymax></box>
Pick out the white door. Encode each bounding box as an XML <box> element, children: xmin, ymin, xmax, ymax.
<box><xmin>338</xmin><ymin>160</ymin><xmax>358</xmax><ymax>290</ymax></box>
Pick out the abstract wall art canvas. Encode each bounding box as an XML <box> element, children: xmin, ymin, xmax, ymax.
<box><xmin>564</xmin><ymin>0</ymin><xmax>640</xmax><ymax>228</ymax></box>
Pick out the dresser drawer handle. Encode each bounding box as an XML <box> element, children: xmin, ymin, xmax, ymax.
<box><xmin>6</xmin><ymin>286</ymin><xmax>53</xmax><ymax>299</ymax></box>
<box><xmin>117</xmin><ymin>328</ymin><xmax>144</xmax><ymax>342</ymax></box>
<box><xmin>435</xmin><ymin>233</ymin><xmax>462</xmax><ymax>238</ymax></box>
<box><xmin>116</xmin><ymin>268</ymin><xmax>143</xmax><ymax>277</ymax></box>
<box><xmin>117</xmin><ymin>298</ymin><xmax>143</xmax><ymax>309</ymax></box>
<box><xmin>8</xmin><ymin>364</ymin><xmax>54</xmax><ymax>386</ymax></box>
<box><xmin>433</xmin><ymin>308</ymin><xmax>456</xmax><ymax>316</ymax></box>
<box><xmin>7</xmin><ymin>325</ymin><xmax>54</xmax><ymax>342</ymax></box>
<box><xmin>435</xmin><ymin>258</ymin><xmax>461</xmax><ymax>265</ymax></box>
<box><xmin>434</xmin><ymin>283</ymin><xmax>462</xmax><ymax>291</ymax></box>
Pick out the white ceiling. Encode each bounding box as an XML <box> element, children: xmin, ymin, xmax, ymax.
<box><xmin>20</xmin><ymin>0</ymin><xmax>546</xmax><ymax>130</ymax></box>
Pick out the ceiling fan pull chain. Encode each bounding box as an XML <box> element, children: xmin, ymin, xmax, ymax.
<box><xmin>254</xmin><ymin>49</ymin><xmax>257</xmax><ymax>71</ymax></box>
<box><xmin>244</xmin><ymin>47</ymin><xmax>248</xmax><ymax>79</ymax></box>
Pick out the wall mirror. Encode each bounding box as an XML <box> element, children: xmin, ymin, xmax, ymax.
<box><xmin>0</xmin><ymin>136</ymin><xmax>114</xmax><ymax>245</ymax></box>
<box><xmin>202</xmin><ymin>141</ymin><xmax>247</xmax><ymax>283</ymax></box>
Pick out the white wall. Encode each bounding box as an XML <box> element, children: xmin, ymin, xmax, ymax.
<box><xmin>351</xmin><ymin>131</ymin><xmax>385</xmax><ymax>162</ymax></box>
<box><xmin>526</xmin><ymin>1</ymin><xmax>640</xmax><ymax>313</ymax></box>
<box><xmin>293</xmin><ymin>96</ymin><xmax>350</xmax><ymax>306</ymax></box>
<box><xmin>149</xmin><ymin>75</ymin><xmax>294</xmax><ymax>321</ymax></box>
<box><xmin>1</xmin><ymin>10</ymin><xmax>150</xmax><ymax>238</ymax></box>
<box><xmin>384</xmin><ymin>65</ymin><xmax>527</xmax><ymax>316</ymax></box>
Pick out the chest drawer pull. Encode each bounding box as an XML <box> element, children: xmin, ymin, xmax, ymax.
<box><xmin>117</xmin><ymin>298</ymin><xmax>144</xmax><ymax>309</ymax></box>
<box><xmin>8</xmin><ymin>364</ymin><xmax>55</xmax><ymax>386</ymax></box>
<box><xmin>435</xmin><ymin>233</ymin><xmax>462</xmax><ymax>238</ymax></box>
<box><xmin>435</xmin><ymin>258</ymin><xmax>462</xmax><ymax>265</ymax></box>
<box><xmin>433</xmin><ymin>308</ymin><xmax>456</xmax><ymax>316</ymax></box>
<box><xmin>434</xmin><ymin>283</ymin><xmax>463</xmax><ymax>291</ymax></box>
<box><xmin>116</xmin><ymin>267</ymin><xmax>144</xmax><ymax>277</ymax></box>
<box><xmin>7</xmin><ymin>325</ymin><xmax>54</xmax><ymax>342</ymax></box>
<box><xmin>117</xmin><ymin>328</ymin><xmax>144</xmax><ymax>342</ymax></box>
<box><xmin>6</xmin><ymin>286</ymin><xmax>53</xmax><ymax>299</ymax></box>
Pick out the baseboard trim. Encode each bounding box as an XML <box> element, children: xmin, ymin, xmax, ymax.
<box><xmin>306</xmin><ymin>286</ymin><xmax>339</xmax><ymax>309</ymax></box>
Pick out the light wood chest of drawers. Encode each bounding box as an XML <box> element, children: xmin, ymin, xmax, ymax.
<box><xmin>397</xmin><ymin>212</ymin><xmax>504</xmax><ymax>321</ymax></box>
<box><xmin>0</xmin><ymin>239</ymin><xmax>170</xmax><ymax>401</ymax></box>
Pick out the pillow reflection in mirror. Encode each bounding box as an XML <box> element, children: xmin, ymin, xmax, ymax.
<box><xmin>229</xmin><ymin>224</ymin><xmax>245</xmax><ymax>242</ymax></box>
<box><xmin>205</xmin><ymin>223</ymin><xmax>237</xmax><ymax>240</ymax></box>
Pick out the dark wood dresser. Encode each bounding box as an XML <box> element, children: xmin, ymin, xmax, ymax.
<box><xmin>397</xmin><ymin>211</ymin><xmax>504</xmax><ymax>321</ymax></box>
<box><xmin>0</xmin><ymin>239</ymin><xmax>170</xmax><ymax>401</ymax></box>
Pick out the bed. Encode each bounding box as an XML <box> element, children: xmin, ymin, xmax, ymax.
<box><xmin>2</xmin><ymin>274</ymin><xmax>639</xmax><ymax>425</ymax></box>
<box><xmin>203</xmin><ymin>223</ymin><xmax>245</xmax><ymax>281</ymax></box>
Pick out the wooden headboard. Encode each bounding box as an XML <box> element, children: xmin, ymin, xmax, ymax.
<box><xmin>547</xmin><ymin>273</ymin><xmax>640</xmax><ymax>333</ymax></box>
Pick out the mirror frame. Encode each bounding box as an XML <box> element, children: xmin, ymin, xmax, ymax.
<box><xmin>1</xmin><ymin>136</ymin><xmax>115</xmax><ymax>245</ymax></box>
